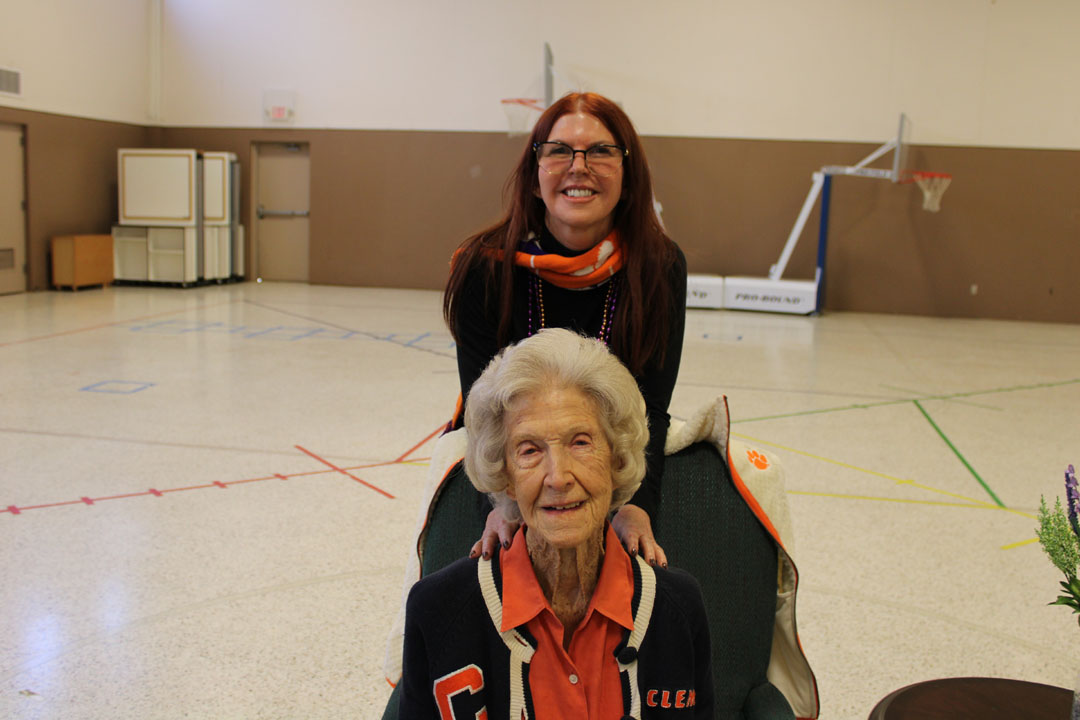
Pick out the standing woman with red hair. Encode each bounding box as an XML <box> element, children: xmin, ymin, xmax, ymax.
<box><xmin>445</xmin><ymin>92</ymin><xmax>686</xmax><ymax>566</ymax></box>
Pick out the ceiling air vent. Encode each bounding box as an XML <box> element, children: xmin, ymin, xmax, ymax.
<box><xmin>0</xmin><ymin>68</ymin><xmax>22</xmax><ymax>97</ymax></box>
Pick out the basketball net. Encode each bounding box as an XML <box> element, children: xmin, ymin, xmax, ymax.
<box><xmin>910</xmin><ymin>171</ymin><xmax>952</xmax><ymax>212</ymax></box>
<box><xmin>501</xmin><ymin>98</ymin><xmax>544</xmax><ymax>137</ymax></box>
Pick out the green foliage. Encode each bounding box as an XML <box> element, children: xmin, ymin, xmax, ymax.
<box><xmin>1037</xmin><ymin>495</ymin><xmax>1080</xmax><ymax>628</ymax></box>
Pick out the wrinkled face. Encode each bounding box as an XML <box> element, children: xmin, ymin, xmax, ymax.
<box><xmin>504</xmin><ymin>386</ymin><xmax>614</xmax><ymax>549</ymax></box>
<box><xmin>536</xmin><ymin>112</ymin><xmax>624</xmax><ymax>252</ymax></box>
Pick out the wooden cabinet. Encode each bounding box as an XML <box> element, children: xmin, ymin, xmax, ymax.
<box><xmin>51</xmin><ymin>235</ymin><xmax>113</xmax><ymax>290</ymax></box>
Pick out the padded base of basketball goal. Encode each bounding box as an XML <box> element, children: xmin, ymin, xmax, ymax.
<box><xmin>687</xmin><ymin>275</ymin><xmax>818</xmax><ymax>315</ymax></box>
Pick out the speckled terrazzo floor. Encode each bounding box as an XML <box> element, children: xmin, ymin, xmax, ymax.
<box><xmin>1</xmin><ymin>282</ymin><xmax>1077</xmax><ymax>719</ymax></box>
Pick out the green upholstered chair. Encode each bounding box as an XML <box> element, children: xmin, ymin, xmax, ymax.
<box><xmin>382</xmin><ymin>441</ymin><xmax>794</xmax><ymax>720</ymax></box>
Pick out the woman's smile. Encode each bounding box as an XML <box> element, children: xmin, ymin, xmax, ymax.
<box><xmin>503</xmin><ymin>384</ymin><xmax>614</xmax><ymax>550</ymax></box>
<box><xmin>537</xmin><ymin>112</ymin><xmax>623</xmax><ymax>252</ymax></box>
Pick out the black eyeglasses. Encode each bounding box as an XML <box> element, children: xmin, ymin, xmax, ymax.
<box><xmin>533</xmin><ymin>141</ymin><xmax>628</xmax><ymax>177</ymax></box>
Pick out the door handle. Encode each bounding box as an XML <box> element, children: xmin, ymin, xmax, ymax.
<box><xmin>257</xmin><ymin>204</ymin><xmax>309</xmax><ymax>219</ymax></box>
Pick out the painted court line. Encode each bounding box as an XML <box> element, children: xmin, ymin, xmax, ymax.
<box><xmin>80</xmin><ymin>380</ymin><xmax>156</xmax><ymax>394</ymax></box>
<box><xmin>732</xmin><ymin>431</ymin><xmax>1031</xmax><ymax>520</ymax></box>
<box><xmin>879</xmin><ymin>384</ymin><xmax>1002</xmax><ymax>411</ymax></box>
<box><xmin>0</xmin><ymin>427</ymin><xmax>312</xmax><ymax>458</ymax></box>
<box><xmin>736</xmin><ymin>377</ymin><xmax>1080</xmax><ymax>424</ymax></box>
<box><xmin>0</xmin><ymin>299</ymin><xmax>237</xmax><ymax>349</ymax></box>
<box><xmin>913</xmin><ymin>399</ymin><xmax>1004</xmax><ymax>508</ymax></box>
<box><xmin>395</xmin><ymin>425</ymin><xmax>445</xmax><ymax>463</ymax></box>
<box><xmin>243</xmin><ymin>300</ymin><xmax>456</xmax><ymax>358</ymax></box>
<box><xmin>295</xmin><ymin>445</ymin><xmax>396</xmax><ymax>499</ymax></box>
<box><xmin>1</xmin><ymin>425</ymin><xmax>446</xmax><ymax>516</ymax></box>
<box><xmin>789</xmin><ymin>490</ymin><xmax>1003</xmax><ymax>510</ymax></box>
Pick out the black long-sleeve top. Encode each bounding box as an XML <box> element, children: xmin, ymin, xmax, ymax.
<box><xmin>452</xmin><ymin>231</ymin><xmax>687</xmax><ymax>521</ymax></box>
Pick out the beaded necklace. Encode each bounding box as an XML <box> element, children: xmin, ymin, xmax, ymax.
<box><xmin>527</xmin><ymin>273</ymin><xmax>620</xmax><ymax>345</ymax></box>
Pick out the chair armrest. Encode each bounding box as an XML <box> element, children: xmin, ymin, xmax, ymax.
<box><xmin>380</xmin><ymin>683</ymin><xmax>401</xmax><ymax>720</ymax></box>
<box><xmin>744</xmin><ymin>680</ymin><xmax>795</xmax><ymax>720</ymax></box>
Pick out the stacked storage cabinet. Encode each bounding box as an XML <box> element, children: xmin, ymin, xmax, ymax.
<box><xmin>114</xmin><ymin>149</ymin><xmax>201</xmax><ymax>285</ymax></box>
<box><xmin>113</xmin><ymin>149</ymin><xmax>244</xmax><ymax>285</ymax></box>
<box><xmin>201</xmin><ymin>151</ymin><xmax>244</xmax><ymax>281</ymax></box>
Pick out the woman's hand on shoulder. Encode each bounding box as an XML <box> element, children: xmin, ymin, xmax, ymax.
<box><xmin>612</xmin><ymin>503</ymin><xmax>667</xmax><ymax>568</ymax></box>
<box><xmin>470</xmin><ymin>509</ymin><xmax>520</xmax><ymax>560</ymax></box>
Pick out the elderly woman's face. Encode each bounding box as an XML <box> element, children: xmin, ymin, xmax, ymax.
<box><xmin>504</xmin><ymin>385</ymin><xmax>614</xmax><ymax>549</ymax></box>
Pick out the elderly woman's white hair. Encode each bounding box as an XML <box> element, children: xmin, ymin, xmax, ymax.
<box><xmin>464</xmin><ymin>328</ymin><xmax>649</xmax><ymax>522</ymax></box>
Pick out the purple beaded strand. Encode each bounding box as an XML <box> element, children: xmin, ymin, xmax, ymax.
<box><xmin>605</xmin><ymin>278</ymin><xmax>619</xmax><ymax>345</ymax></box>
<box><xmin>526</xmin><ymin>274</ymin><xmax>535</xmax><ymax>336</ymax></box>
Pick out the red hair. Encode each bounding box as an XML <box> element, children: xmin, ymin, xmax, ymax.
<box><xmin>444</xmin><ymin>92</ymin><xmax>678</xmax><ymax>374</ymax></box>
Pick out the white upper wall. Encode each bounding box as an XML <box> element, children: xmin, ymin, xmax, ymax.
<box><xmin>4</xmin><ymin>0</ymin><xmax>1078</xmax><ymax>149</ymax></box>
<box><xmin>0</xmin><ymin>0</ymin><xmax>151</xmax><ymax>125</ymax></box>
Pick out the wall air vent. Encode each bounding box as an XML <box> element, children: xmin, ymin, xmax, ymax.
<box><xmin>0</xmin><ymin>68</ymin><xmax>22</xmax><ymax>97</ymax></box>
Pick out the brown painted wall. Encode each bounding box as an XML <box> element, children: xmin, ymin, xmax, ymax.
<box><xmin>647</xmin><ymin>137</ymin><xmax>1080</xmax><ymax>322</ymax></box>
<box><xmin>5</xmin><ymin>108</ymin><xmax>1078</xmax><ymax>323</ymax></box>
<box><xmin>0</xmin><ymin>107</ymin><xmax>149</xmax><ymax>290</ymax></box>
<box><xmin>153</xmin><ymin>127</ymin><xmax>524</xmax><ymax>291</ymax></box>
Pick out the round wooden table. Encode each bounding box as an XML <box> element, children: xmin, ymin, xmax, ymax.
<box><xmin>868</xmin><ymin>677</ymin><xmax>1075</xmax><ymax>720</ymax></box>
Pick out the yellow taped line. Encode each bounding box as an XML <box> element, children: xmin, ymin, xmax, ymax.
<box><xmin>734</xmin><ymin>431</ymin><xmax>1035</xmax><ymax>520</ymax></box>
<box><xmin>1000</xmin><ymin>537</ymin><xmax>1039</xmax><ymax>551</ymax></box>
<box><xmin>789</xmin><ymin>490</ymin><xmax>991</xmax><ymax>509</ymax></box>
<box><xmin>898</xmin><ymin>481</ymin><xmax>1033</xmax><ymax>519</ymax></box>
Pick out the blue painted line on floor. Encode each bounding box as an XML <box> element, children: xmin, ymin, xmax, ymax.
<box><xmin>80</xmin><ymin>381</ymin><xmax>156</xmax><ymax>394</ymax></box>
<box><xmin>122</xmin><ymin>319</ymin><xmax>454</xmax><ymax>353</ymax></box>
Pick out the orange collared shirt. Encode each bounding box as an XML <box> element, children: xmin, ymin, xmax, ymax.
<box><xmin>500</xmin><ymin>523</ymin><xmax>635</xmax><ymax>719</ymax></box>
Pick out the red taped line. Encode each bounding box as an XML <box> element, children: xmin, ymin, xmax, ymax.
<box><xmin>161</xmin><ymin>484</ymin><xmax>216</xmax><ymax>493</ymax></box>
<box><xmin>5</xmin><ymin>506</ymin><xmax>19</xmax><ymax>515</ymax></box>
<box><xmin>228</xmin><ymin>477</ymin><xmax>272</xmax><ymax>486</ymax></box>
<box><xmin>295</xmin><ymin>445</ymin><xmax>395</xmax><ymax>499</ymax></box>
<box><xmin>275</xmin><ymin>473</ymin><xmax>288</xmax><ymax>480</ymax></box>
<box><xmin>81</xmin><ymin>497</ymin><xmax>94</xmax><ymax>505</ymax></box>
<box><xmin>149</xmin><ymin>489</ymin><xmax>162</xmax><ymax>496</ymax></box>
<box><xmin>213</xmin><ymin>481</ymin><xmax>227</xmax><ymax>489</ymax></box>
<box><xmin>395</xmin><ymin>425</ymin><xmax>445</xmax><ymax>463</ymax></box>
<box><xmin>97</xmin><ymin>492</ymin><xmax>153</xmax><ymax>501</ymax></box>
<box><xmin>19</xmin><ymin>500</ymin><xmax>83</xmax><ymax>511</ymax></box>
<box><xmin>283</xmin><ymin>468</ymin><xmax>338</xmax><ymax>479</ymax></box>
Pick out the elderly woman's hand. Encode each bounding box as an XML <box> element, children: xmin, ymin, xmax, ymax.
<box><xmin>470</xmin><ymin>508</ymin><xmax>521</xmax><ymax>560</ymax></box>
<box><xmin>612</xmin><ymin>503</ymin><xmax>667</xmax><ymax>568</ymax></box>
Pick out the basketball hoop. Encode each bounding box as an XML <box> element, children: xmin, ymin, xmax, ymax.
<box><xmin>501</xmin><ymin>98</ymin><xmax>544</xmax><ymax>137</ymax></box>
<box><xmin>902</xmin><ymin>171</ymin><xmax>953</xmax><ymax>212</ymax></box>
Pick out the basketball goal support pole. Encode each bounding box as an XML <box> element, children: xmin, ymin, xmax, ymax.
<box><xmin>685</xmin><ymin>113</ymin><xmax>920</xmax><ymax>315</ymax></box>
<box><xmin>815</xmin><ymin>174</ymin><xmax>833</xmax><ymax>313</ymax></box>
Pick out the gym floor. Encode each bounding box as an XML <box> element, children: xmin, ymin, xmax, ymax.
<box><xmin>2</xmin><ymin>282</ymin><xmax>1077</xmax><ymax>719</ymax></box>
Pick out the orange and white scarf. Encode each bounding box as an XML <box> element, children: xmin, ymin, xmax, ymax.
<box><xmin>512</xmin><ymin>230</ymin><xmax>623</xmax><ymax>290</ymax></box>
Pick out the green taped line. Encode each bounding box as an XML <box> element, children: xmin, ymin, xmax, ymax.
<box><xmin>913</xmin><ymin>399</ymin><xmax>1004</xmax><ymax>508</ymax></box>
<box><xmin>736</xmin><ymin>377</ymin><xmax>1080</xmax><ymax>424</ymax></box>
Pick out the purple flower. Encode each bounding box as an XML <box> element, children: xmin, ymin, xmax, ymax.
<box><xmin>1067</xmin><ymin>464</ymin><xmax>1079</xmax><ymax>539</ymax></box>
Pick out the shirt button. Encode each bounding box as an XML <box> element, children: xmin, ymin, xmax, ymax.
<box><xmin>569</xmin><ymin>674</ymin><xmax>579</xmax><ymax>685</ymax></box>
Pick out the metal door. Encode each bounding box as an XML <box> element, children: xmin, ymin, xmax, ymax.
<box><xmin>253</xmin><ymin>142</ymin><xmax>309</xmax><ymax>282</ymax></box>
<box><xmin>0</xmin><ymin>123</ymin><xmax>26</xmax><ymax>294</ymax></box>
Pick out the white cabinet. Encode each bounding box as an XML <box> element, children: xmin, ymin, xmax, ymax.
<box><xmin>148</xmin><ymin>227</ymin><xmax>198</xmax><ymax>283</ymax></box>
<box><xmin>118</xmin><ymin>149</ymin><xmax>199</xmax><ymax>227</ymax></box>
<box><xmin>202</xmin><ymin>151</ymin><xmax>243</xmax><ymax>280</ymax></box>
<box><xmin>114</xmin><ymin>148</ymin><xmax>243</xmax><ymax>285</ymax></box>
<box><xmin>112</xmin><ymin>226</ymin><xmax>198</xmax><ymax>284</ymax></box>
<box><xmin>113</xmin><ymin>225</ymin><xmax>148</xmax><ymax>281</ymax></box>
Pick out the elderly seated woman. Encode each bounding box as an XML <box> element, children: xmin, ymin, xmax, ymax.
<box><xmin>399</xmin><ymin>328</ymin><xmax>713</xmax><ymax>719</ymax></box>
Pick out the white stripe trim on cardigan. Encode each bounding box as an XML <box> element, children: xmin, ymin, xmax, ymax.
<box><xmin>478</xmin><ymin>555</ymin><xmax>536</xmax><ymax>720</ymax></box>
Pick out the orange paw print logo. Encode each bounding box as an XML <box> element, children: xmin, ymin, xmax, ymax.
<box><xmin>746</xmin><ymin>449</ymin><xmax>770</xmax><ymax>470</ymax></box>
